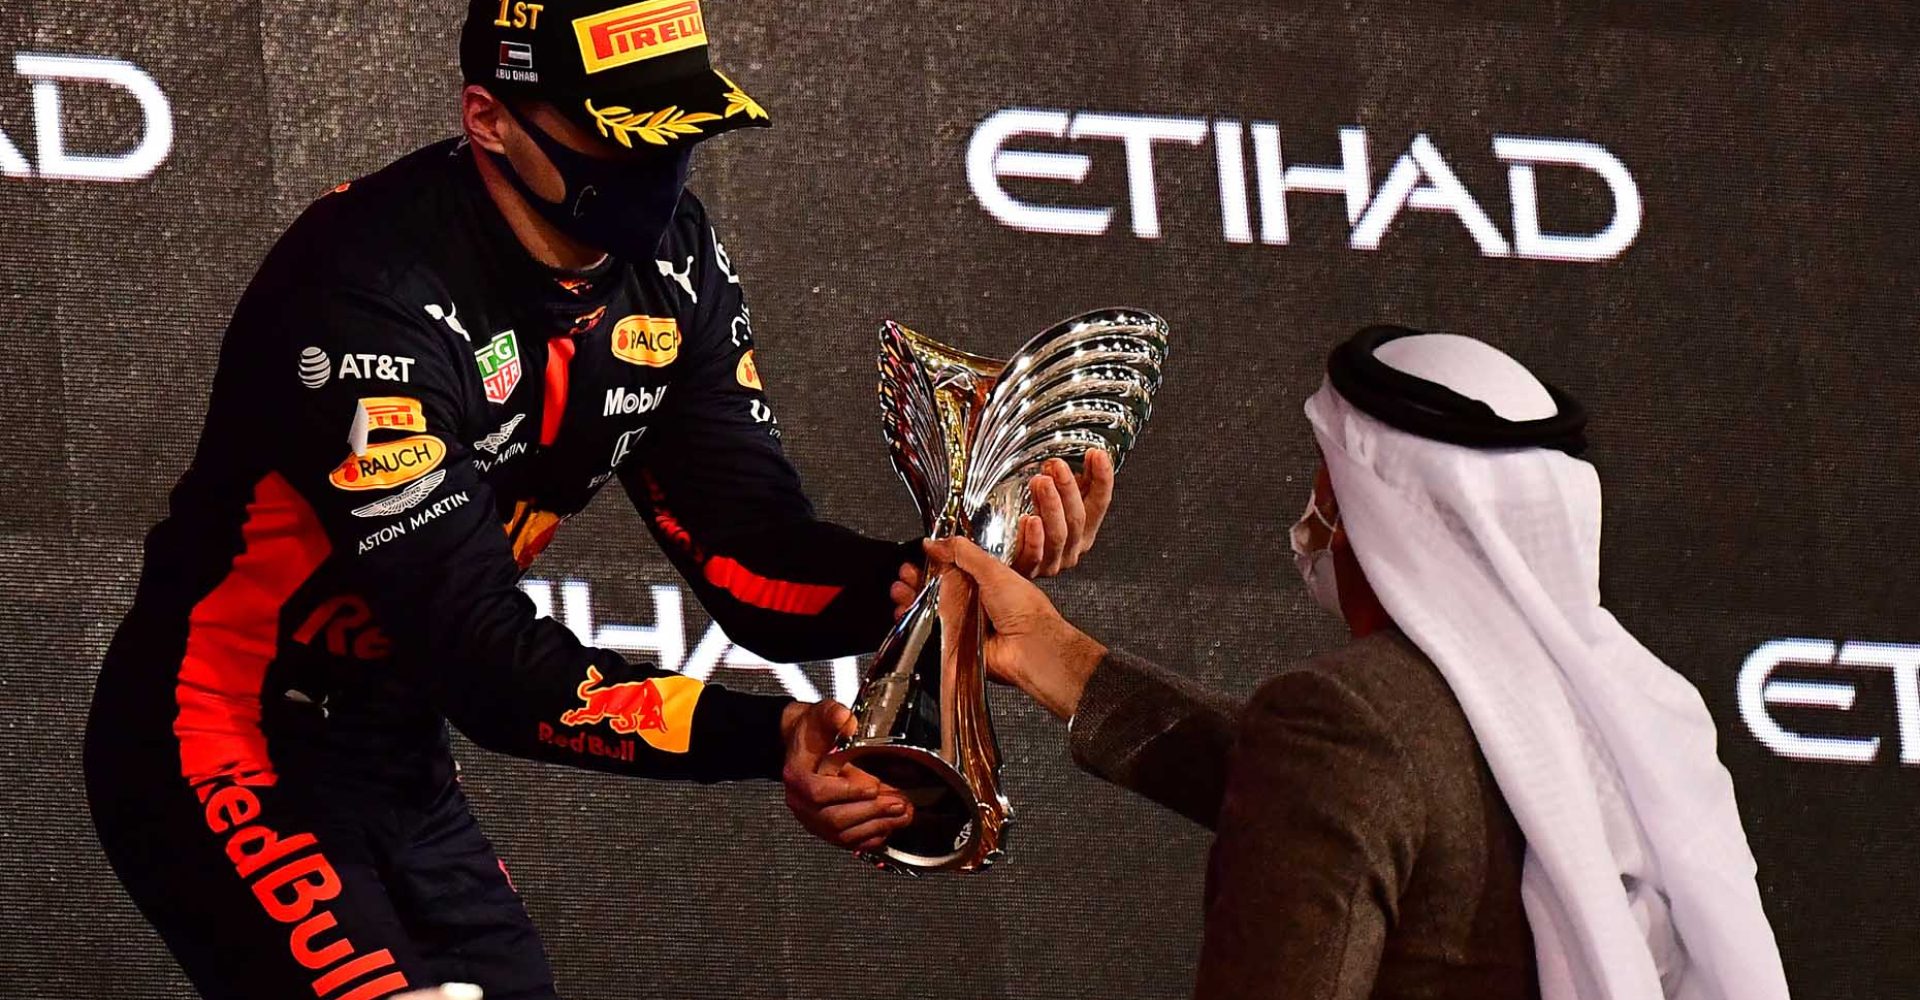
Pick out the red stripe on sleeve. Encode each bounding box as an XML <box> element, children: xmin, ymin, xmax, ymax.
<box><xmin>703</xmin><ymin>556</ymin><xmax>843</xmax><ymax>615</ymax></box>
<box><xmin>173</xmin><ymin>473</ymin><xmax>333</xmax><ymax>785</ymax></box>
<box><xmin>643</xmin><ymin>470</ymin><xmax>842</xmax><ymax>616</ymax></box>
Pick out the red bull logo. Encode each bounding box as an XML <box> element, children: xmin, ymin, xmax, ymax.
<box><xmin>192</xmin><ymin>770</ymin><xmax>411</xmax><ymax>998</ymax></box>
<box><xmin>561</xmin><ymin>666</ymin><xmax>667</xmax><ymax>733</ymax></box>
<box><xmin>537</xmin><ymin>721</ymin><xmax>637</xmax><ymax>763</ymax></box>
<box><xmin>557</xmin><ymin>665</ymin><xmax>703</xmax><ymax>753</ymax></box>
<box><xmin>292</xmin><ymin>595</ymin><xmax>391</xmax><ymax>660</ymax></box>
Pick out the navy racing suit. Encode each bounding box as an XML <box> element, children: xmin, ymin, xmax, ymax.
<box><xmin>83</xmin><ymin>138</ymin><xmax>907</xmax><ymax>1000</ymax></box>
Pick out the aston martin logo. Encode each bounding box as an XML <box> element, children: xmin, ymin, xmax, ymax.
<box><xmin>350</xmin><ymin>470</ymin><xmax>448</xmax><ymax>519</ymax></box>
<box><xmin>474</xmin><ymin>413</ymin><xmax>527</xmax><ymax>454</ymax></box>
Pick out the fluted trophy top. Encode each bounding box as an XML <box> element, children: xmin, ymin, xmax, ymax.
<box><xmin>877</xmin><ymin>309</ymin><xmax>1169</xmax><ymax>558</ymax></box>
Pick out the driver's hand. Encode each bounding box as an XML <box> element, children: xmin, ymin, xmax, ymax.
<box><xmin>780</xmin><ymin>700</ymin><xmax>912</xmax><ymax>853</ymax></box>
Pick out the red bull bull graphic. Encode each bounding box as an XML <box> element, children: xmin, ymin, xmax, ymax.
<box><xmin>557</xmin><ymin>665</ymin><xmax>702</xmax><ymax>753</ymax></box>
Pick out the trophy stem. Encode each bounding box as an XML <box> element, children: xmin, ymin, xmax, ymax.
<box><xmin>841</xmin><ymin>309</ymin><xmax>1167</xmax><ymax>874</ymax></box>
<box><xmin>949</xmin><ymin>594</ymin><xmax>1011</xmax><ymax>865</ymax></box>
<box><xmin>829</xmin><ymin>567</ymin><xmax>1009</xmax><ymax>872</ymax></box>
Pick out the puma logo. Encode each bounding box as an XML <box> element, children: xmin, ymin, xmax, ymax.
<box><xmin>423</xmin><ymin>302</ymin><xmax>471</xmax><ymax>342</ymax></box>
<box><xmin>656</xmin><ymin>256</ymin><xmax>696</xmax><ymax>302</ymax></box>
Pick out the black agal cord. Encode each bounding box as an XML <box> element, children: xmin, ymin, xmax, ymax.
<box><xmin>1326</xmin><ymin>325</ymin><xmax>1589</xmax><ymax>458</ymax></box>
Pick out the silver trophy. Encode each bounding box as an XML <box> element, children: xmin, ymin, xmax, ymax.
<box><xmin>827</xmin><ymin>308</ymin><xmax>1169</xmax><ymax>873</ymax></box>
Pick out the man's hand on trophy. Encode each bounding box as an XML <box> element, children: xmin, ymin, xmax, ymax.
<box><xmin>889</xmin><ymin>449</ymin><xmax>1117</xmax><ymax>620</ymax></box>
<box><xmin>922</xmin><ymin>537</ymin><xmax>1108</xmax><ymax>721</ymax></box>
<box><xmin>1014</xmin><ymin>449</ymin><xmax>1115</xmax><ymax>578</ymax></box>
<box><xmin>889</xmin><ymin>560</ymin><xmax>922</xmax><ymax>622</ymax></box>
<box><xmin>779</xmin><ymin>700</ymin><xmax>914</xmax><ymax>853</ymax></box>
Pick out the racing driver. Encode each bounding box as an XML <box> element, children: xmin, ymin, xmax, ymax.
<box><xmin>82</xmin><ymin>1</ymin><xmax>1117</xmax><ymax>997</ymax></box>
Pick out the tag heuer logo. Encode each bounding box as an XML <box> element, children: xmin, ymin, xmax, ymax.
<box><xmin>475</xmin><ymin>330</ymin><xmax>523</xmax><ymax>404</ymax></box>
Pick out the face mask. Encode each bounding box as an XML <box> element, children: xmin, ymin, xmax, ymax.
<box><xmin>486</xmin><ymin>103</ymin><xmax>692</xmax><ymax>262</ymax></box>
<box><xmin>1289</xmin><ymin>491</ymin><xmax>1344</xmax><ymax>617</ymax></box>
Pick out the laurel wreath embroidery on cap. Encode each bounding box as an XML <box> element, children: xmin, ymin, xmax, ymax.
<box><xmin>717</xmin><ymin>72</ymin><xmax>768</xmax><ymax>121</ymax></box>
<box><xmin>585</xmin><ymin>101</ymin><xmax>723</xmax><ymax>147</ymax></box>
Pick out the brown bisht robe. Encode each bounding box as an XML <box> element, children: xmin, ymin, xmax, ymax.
<box><xmin>1068</xmin><ymin>628</ymin><xmax>1539</xmax><ymax>1000</ymax></box>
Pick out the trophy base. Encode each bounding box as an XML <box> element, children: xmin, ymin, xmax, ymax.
<box><xmin>828</xmin><ymin>742</ymin><xmax>1005</xmax><ymax>872</ymax></box>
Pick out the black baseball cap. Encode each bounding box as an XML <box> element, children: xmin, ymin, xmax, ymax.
<box><xmin>460</xmin><ymin>0</ymin><xmax>770</xmax><ymax>151</ymax></box>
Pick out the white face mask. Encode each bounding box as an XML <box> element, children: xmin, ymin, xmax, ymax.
<box><xmin>1289</xmin><ymin>491</ymin><xmax>1344</xmax><ymax>617</ymax></box>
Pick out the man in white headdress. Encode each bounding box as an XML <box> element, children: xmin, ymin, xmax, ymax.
<box><xmin>923</xmin><ymin>326</ymin><xmax>1791</xmax><ymax>1000</ymax></box>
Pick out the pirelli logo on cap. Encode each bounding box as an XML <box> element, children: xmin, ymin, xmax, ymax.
<box><xmin>330</xmin><ymin>436</ymin><xmax>447</xmax><ymax>492</ymax></box>
<box><xmin>574</xmin><ymin>0</ymin><xmax>707</xmax><ymax>75</ymax></box>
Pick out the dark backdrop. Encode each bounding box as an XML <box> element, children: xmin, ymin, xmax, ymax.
<box><xmin>2</xmin><ymin>2</ymin><xmax>1916</xmax><ymax>997</ymax></box>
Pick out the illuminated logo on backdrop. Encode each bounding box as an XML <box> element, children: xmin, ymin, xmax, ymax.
<box><xmin>574</xmin><ymin>0</ymin><xmax>707</xmax><ymax>75</ymax></box>
<box><xmin>519</xmin><ymin>576</ymin><xmax>865</xmax><ymax>705</ymax></box>
<box><xmin>1739</xmin><ymin>638</ymin><xmax>1920</xmax><ymax>765</ymax></box>
<box><xmin>967</xmin><ymin>109</ymin><xmax>1642</xmax><ymax>263</ymax></box>
<box><xmin>0</xmin><ymin>53</ymin><xmax>172</xmax><ymax>183</ymax></box>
